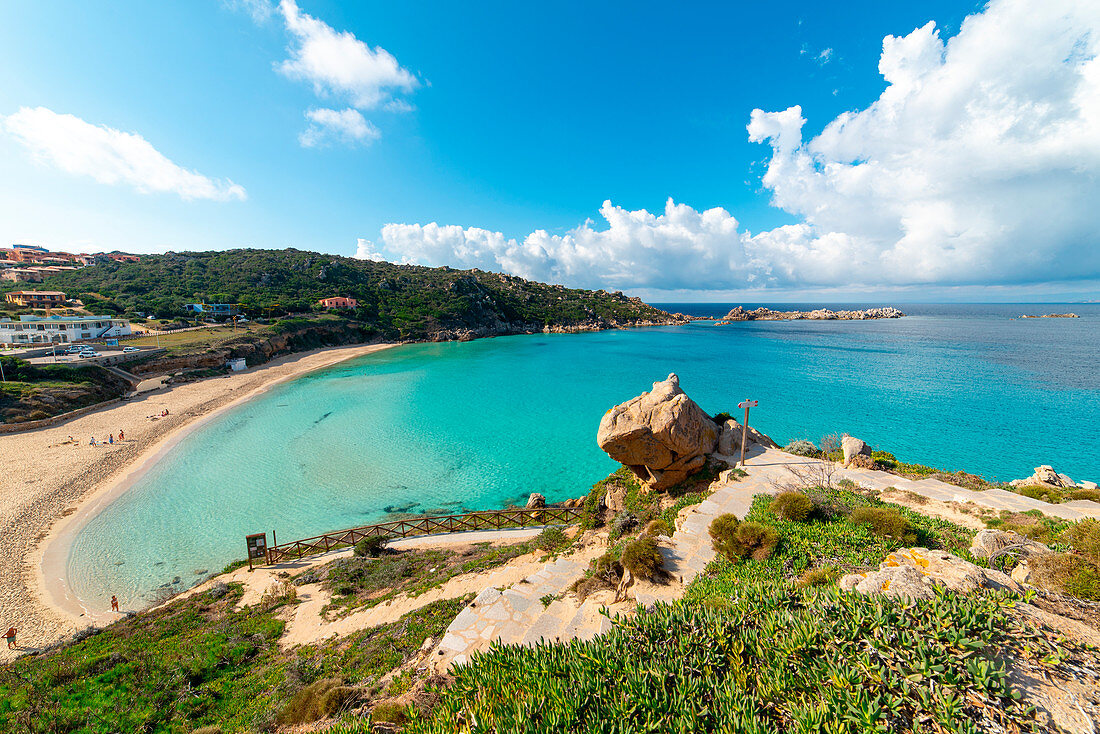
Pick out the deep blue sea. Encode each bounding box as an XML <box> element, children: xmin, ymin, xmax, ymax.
<box><xmin>67</xmin><ymin>303</ymin><xmax>1100</xmax><ymax>610</ymax></box>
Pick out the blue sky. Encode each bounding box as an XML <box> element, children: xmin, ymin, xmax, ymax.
<box><xmin>1</xmin><ymin>0</ymin><xmax>1097</xmax><ymax>300</ymax></box>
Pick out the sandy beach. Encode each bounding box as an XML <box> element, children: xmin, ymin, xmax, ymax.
<box><xmin>0</xmin><ymin>342</ymin><xmax>394</xmax><ymax>662</ymax></box>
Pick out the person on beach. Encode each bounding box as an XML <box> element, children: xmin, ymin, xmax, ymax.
<box><xmin>3</xmin><ymin>628</ymin><xmax>15</xmax><ymax>649</ymax></box>
<box><xmin>89</xmin><ymin>437</ymin><xmax>96</xmax><ymax>446</ymax></box>
<box><xmin>108</xmin><ymin>434</ymin><xmax>114</xmax><ymax>445</ymax></box>
<box><xmin>118</xmin><ymin>430</ymin><xmax>124</xmax><ymax>441</ymax></box>
<box><xmin>110</xmin><ymin>596</ymin><xmax>119</xmax><ymax>612</ymax></box>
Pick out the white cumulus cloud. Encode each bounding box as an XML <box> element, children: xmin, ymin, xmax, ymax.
<box><xmin>1</xmin><ymin>106</ymin><xmax>246</xmax><ymax>202</ymax></box>
<box><xmin>298</xmin><ymin>108</ymin><xmax>379</xmax><ymax>148</ymax></box>
<box><xmin>364</xmin><ymin>0</ymin><xmax>1100</xmax><ymax>291</ymax></box>
<box><xmin>277</xmin><ymin>0</ymin><xmax>417</xmax><ymax>110</ymax></box>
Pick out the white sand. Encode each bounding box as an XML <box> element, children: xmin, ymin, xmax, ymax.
<box><xmin>0</xmin><ymin>343</ymin><xmax>393</xmax><ymax>661</ymax></box>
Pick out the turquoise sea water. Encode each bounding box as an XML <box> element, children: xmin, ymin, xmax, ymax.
<box><xmin>67</xmin><ymin>304</ymin><xmax>1100</xmax><ymax>610</ymax></box>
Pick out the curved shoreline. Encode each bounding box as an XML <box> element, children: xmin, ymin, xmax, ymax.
<box><xmin>0</xmin><ymin>343</ymin><xmax>395</xmax><ymax>660</ymax></box>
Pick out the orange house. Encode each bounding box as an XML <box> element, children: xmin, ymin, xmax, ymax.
<box><xmin>319</xmin><ymin>297</ymin><xmax>358</xmax><ymax>309</ymax></box>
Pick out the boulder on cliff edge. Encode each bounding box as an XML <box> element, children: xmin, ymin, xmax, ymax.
<box><xmin>716</xmin><ymin>419</ymin><xmax>779</xmax><ymax>456</ymax></box>
<box><xmin>597</xmin><ymin>373</ymin><xmax>718</xmax><ymax>490</ymax></box>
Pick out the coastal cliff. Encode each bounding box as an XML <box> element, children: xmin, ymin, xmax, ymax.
<box><xmin>717</xmin><ymin>305</ymin><xmax>904</xmax><ymax>323</ymax></box>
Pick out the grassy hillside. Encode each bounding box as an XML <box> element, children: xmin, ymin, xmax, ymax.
<box><xmin>29</xmin><ymin>249</ymin><xmax>678</xmax><ymax>340</ymax></box>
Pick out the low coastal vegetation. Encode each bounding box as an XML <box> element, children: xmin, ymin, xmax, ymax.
<box><xmin>0</xmin><ymin>579</ymin><xmax>464</xmax><ymax>733</ymax></box>
<box><xmin>402</xmin><ymin>488</ymin><xmax>1090</xmax><ymax>733</ymax></box>
<box><xmin>0</xmin><ymin>356</ymin><xmax>131</xmax><ymax>423</ymax></box>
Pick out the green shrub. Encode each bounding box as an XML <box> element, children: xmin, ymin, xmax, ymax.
<box><xmin>709</xmin><ymin>514</ymin><xmax>778</xmax><ymax>562</ymax></box>
<box><xmin>712</xmin><ymin>411</ymin><xmax>732</xmax><ymax>424</ymax></box>
<box><xmin>609</xmin><ymin>511</ymin><xmax>638</xmax><ymax>539</ymax></box>
<box><xmin>784</xmin><ymin>439</ymin><xmax>818</xmax><ymax>457</ymax></box>
<box><xmin>797</xmin><ymin>566</ymin><xmax>839</xmax><ymax>587</ymax></box>
<box><xmin>642</xmin><ymin>518</ymin><xmax>672</xmax><ymax>537</ymax></box>
<box><xmin>371</xmin><ymin>699</ymin><xmax>409</xmax><ymax>725</ymax></box>
<box><xmin>276</xmin><ymin>678</ymin><xmax>357</xmax><ymax>725</ymax></box>
<box><xmin>849</xmin><ymin>507</ymin><xmax>916</xmax><ymax>544</ymax></box>
<box><xmin>1016</xmin><ymin>485</ymin><xmax>1064</xmax><ymax>504</ymax></box>
<box><xmin>1064</xmin><ymin>519</ymin><xmax>1100</xmax><ymax>562</ymax></box>
<box><xmin>532</xmin><ymin>527</ymin><xmax>570</xmax><ymax>552</ymax></box>
<box><xmin>1067</xmin><ymin>488</ymin><xmax>1100</xmax><ymax>502</ymax></box>
<box><xmin>354</xmin><ymin>535</ymin><xmax>388</xmax><ymax>558</ymax></box>
<box><xmin>770</xmin><ymin>491</ymin><xmax>813</xmax><ymax>522</ymax></box>
<box><xmin>621</xmin><ymin>536</ymin><xmax>663</xmax><ymax>580</ymax></box>
<box><xmin>870</xmin><ymin>450</ymin><xmax>898</xmax><ymax>470</ymax></box>
<box><xmin>1028</xmin><ymin>553</ymin><xmax>1100</xmax><ymax>600</ymax></box>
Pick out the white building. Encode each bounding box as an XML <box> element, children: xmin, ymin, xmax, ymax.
<box><xmin>0</xmin><ymin>314</ymin><xmax>133</xmax><ymax>345</ymax></box>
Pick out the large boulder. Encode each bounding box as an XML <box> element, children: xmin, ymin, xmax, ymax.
<box><xmin>597</xmin><ymin>374</ymin><xmax>719</xmax><ymax>490</ymax></box>
<box><xmin>839</xmin><ymin>548</ymin><xmax>1022</xmax><ymax>601</ymax></box>
<box><xmin>1010</xmin><ymin>465</ymin><xmax>1073</xmax><ymax>488</ymax></box>
<box><xmin>841</xmin><ymin>434</ymin><xmax>872</xmax><ymax>466</ymax></box>
<box><xmin>716</xmin><ymin>419</ymin><xmax>779</xmax><ymax>456</ymax></box>
<box><xmin>969</xmin><ymin>529</ymin><xmax>1050</xmax><ymax>559</ymax></box>
<box><xmin>525</xmin><ymin>493</ymin><xmax>546</xmax><ymax>509</ymax></box>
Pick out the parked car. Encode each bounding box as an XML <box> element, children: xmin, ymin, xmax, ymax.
<box><xmin>123</xmin><ymin>346</ymin><xmax>140</xmax><ymax>353</ymax></box>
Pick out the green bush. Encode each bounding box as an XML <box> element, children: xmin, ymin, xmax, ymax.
<box><xmin>1029</xmin><ymin>553</ymin><xmax>1100</xmax><ymax>600</ymax></box>
<box><xmin>1016</xmin><ymin>484</ymin><xmax>1064</xmax><ymax>504</ymax></box>
<box><xmin>709</xmin><ymin>514</ymin><xmax>779</xmax><ymax>562</ymax></box>
<box><xmin>797</xmin><ymin>566</ymin><xmax>839</xmax><ymax>587</ymax></box>
<box><xmin>770</xmin><ymin>491</ymin><xmax>813</xmax><ymax>522</ymax></box>
<box><xmin>621</xmin><ymin>536</ymin><xmax>663</xmax><ymax>580</ymax></box>
<box><xmin>354</xmin><ymin>535</ymin><xmax>388</xmax><ymax>558</ymax></box>
<box><xmin>643</xmin><ymin>518</ymin><xmax>672</xmax><ymax>537</ymax></box>
<box><xmin>784</xmin><ymin>439</ymin><xmax>819</xmax><ymax>457</ymax></box>
<box><xmin>1064</xmin><ymin>519</ymin><xmax>1100</xmax><ymax>562</ymax></box>
<box><xmin>276</xmin><ymin>678</ymin><xmax>357</xmax><ymax>725</ymax></box>
<box><xmin>532</xmin><ymin>526</ymin><xmax>570</xmax><ymax>552</ymax></box>
<box><xmin>1066</xmin><ymin>488</ymin><xmax>1100</xmax><ymax>502</ymax></box>
<box><xmin>849</xmin><ymin>506</ymin><xmax>916</xmax><ymax>544</ymax></box>
<box><xmin>712</xmin><ymin>411</ymin><xmax>733</xmax><ymax>424</ymax></box>
<box><xmin>370</xmin><ymin>700</ymin><xmax>409</xmax><ymax>725</ymax></box>
<box><xmin>609</xmin><ymin>511</ymin><xmax>638</xmax><ymax>539</ymax></box>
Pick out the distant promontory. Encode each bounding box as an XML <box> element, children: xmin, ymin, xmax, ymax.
<box><xmin>716</xmin><ymin>306</ymin><xmax>904</xmax><ymax>324</ymax></box>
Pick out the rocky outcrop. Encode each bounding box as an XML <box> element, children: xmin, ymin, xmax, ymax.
<box><xmin>841</xmin><ymin>434</ymin><xmax>872</xmax><ymax>467</ymax></box>
<box><xmin>597</xmin><ymin>374</ymin><xmax>718</xmax><ymax>490</ymax></box>
<box><xmin>525</xmin><ymin>493</ymin><xmax>545</xmax><ymax>509</ymax></box>
<box><xmin>839</xmin><ymin>548</ymin><xmax>1021</xmax><ymax>601</ymax></box>
<box><xmin>1009</xmin><ymin>465</ymin><xmax>1094</xmax><ymax>490</ymax></box>
<box><xmin>716</xmin><ymin>420</ymin><xmax>779</xmax><ymax>456</ymax></box>
<box><xmin>969</xmin><ymin>529</ymin><xmax>1050</xmax><ymax>560</ymax></box>
<box><xmin>717</xmin><ymin>306</ymin><xmax>903</xmax><ymax>324</ymax></box>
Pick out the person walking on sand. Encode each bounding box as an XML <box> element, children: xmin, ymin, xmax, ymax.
<box><xmin>89</xmin><ymin>437</ymin><xmax>96</xmax><ymax>446</ymax></box>
<box><xmin>108</xmin><ymin>434</ymin><xmax>114</xmax><ymax>445</ymax></box>
<box><xmin>3</xmin><ymin>627</ymin><xmax>15</xmax><ymax>649</ymax></box>
<box><xmin>110</xmin><ymin>596</ymin><xmax>119</xmax><ymax>612</ymax></box>
<box><xmin>118</xmin><ymin>430</ymin><xmax>125</xmax><ymax>441</ymax></box>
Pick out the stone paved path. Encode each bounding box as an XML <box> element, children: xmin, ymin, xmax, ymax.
<box><xmin>435</xmin><ymin>445</ymin><xmax>1100</xmax><ymax>668</ymax></box>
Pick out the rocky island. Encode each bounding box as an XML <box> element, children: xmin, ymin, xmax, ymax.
<box><xmin>1020</xmin><ymin>313</ymin><xmax>1079</xmax><ymax>319</ymax></box>
<box><xmin>716</xmin><ymin>305</ymin><xmax>904</xmax><ymax>324</ymax></box>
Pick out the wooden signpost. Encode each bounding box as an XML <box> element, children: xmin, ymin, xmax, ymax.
<box><xmin>245</xmin><ymin>533</ymin><xmax>268</xmax><ymax>571</ymax></box>
<box><xmin>738</xmin><ymin>399</ymin><xmax>759</xmax><ymax>467</ymax></box>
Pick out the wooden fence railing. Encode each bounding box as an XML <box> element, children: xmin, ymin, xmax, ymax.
<box><xmin>262</xmin><ymin>506</ymin><xmax>583</xmax><ymax>564</ymax></box>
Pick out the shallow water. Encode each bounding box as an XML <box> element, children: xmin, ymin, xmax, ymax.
<box><xmin>66</xmin><ymin>303</ymin><xmax>1100</xmax><ymax>610</ymax></box>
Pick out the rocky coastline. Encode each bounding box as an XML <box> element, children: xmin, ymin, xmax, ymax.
<box><xmin>716</xmin><ymin>306</ymin><xmax>904</xmax><ymax>324</ymax></box>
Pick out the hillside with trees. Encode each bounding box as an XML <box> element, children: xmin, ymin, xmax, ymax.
<box><xmin>31</xmin><ymin>249</ymin><xmax>681</xmax><ymax>341</ymax></box>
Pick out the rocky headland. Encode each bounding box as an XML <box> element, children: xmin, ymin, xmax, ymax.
<box><xmin>716</xmin><ymin>305</ymin><xmax>904</xmax><ymax>324</ymax></box>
